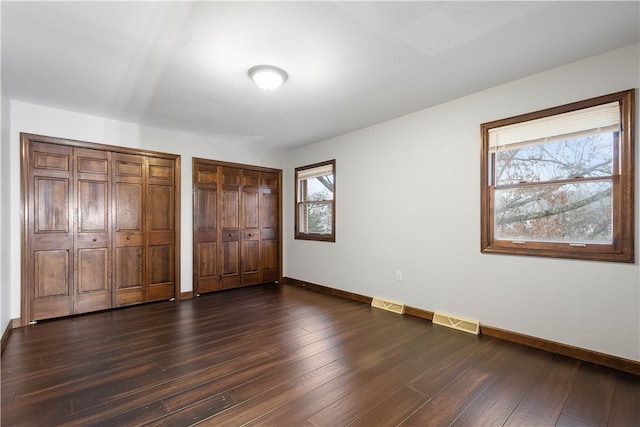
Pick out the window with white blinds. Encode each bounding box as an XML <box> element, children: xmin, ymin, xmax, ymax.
<box><xmin>480</xmin><ymin>90</ymin><xmax>634</xmax><ymax>262</ymax></box>
<box><xmin>488</xmin><ymin>101</ymin><xmax>621</xmax><ymax>152</ymax></box>
<box><xmin>295</xmin><ymin>160</ymin><xmax>335</xmax><ymax>242</ymax></box>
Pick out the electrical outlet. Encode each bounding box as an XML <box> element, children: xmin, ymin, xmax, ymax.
<box><xmin>396</xmin><ymin>270</ymin><xmax>402</xmax><ymax>281</ymax></box>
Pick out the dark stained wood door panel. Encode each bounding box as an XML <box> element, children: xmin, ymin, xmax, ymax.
<box><xmin>27</xmin><ymin>141</ymin><xmax>74</xmax><ymax>321</ymax></box>
<box><xmin>112</xmin><ymin>152</ymin><xmax>145</xmax><ymax>306</ymax></box>
<box><xmin>193</xmin><ymin>162</ymin><xmax>220</xmax><ymax>293</ymax></box>
<box><xmin>21</xmin><ymin>134</ymin><xmax>180</xmax><ymax>325</ymax></box>
<box><xmin>260</xmin><ymin>171</ymin><xmax>279</xmax><ymax>283</ymax></box>
<box><xmin>146</xmin><ymin>157</ymin><xmax>176</xmax><ymax>302</ymax></box>
<box><xmin>193</xmin><ymin>159</ymin><xmax>282</xmax><ymax>295</ymax></box>
<box><xmin>241</xmin><ymin>169</ymin><xmax>260</xmax><ymax>286</ymax></box>
<box><xmin>220</xmin><ymin>166</ymin><xmax>242</xmax><ymax>290</ymax></box>
<box><xmin>74</xmin><ymin>147</ymin><xmax>111</xmax><ymax>314</ymax></box>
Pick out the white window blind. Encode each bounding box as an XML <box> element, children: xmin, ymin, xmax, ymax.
<box><xmin>297</xmin><ymin>164</ymin><xmax>333</xmax><ymax>181</ymax></box>
<box><xmin>489</xmin><ymin>101</ymin><xmax>620</xmax><ymax>152</ymax></box>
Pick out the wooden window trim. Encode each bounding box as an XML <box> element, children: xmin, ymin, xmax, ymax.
<box><xmin>295</xmin><ymin>159</ymin><xmax>335</xmax><ymax>242</ymax></box>
<box><xmin>480</xmin><ymin>90</ymin><xmax>635</xmax><ymax>262</ymax></box>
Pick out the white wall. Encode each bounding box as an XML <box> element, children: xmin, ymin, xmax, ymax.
<box><xmin>284</xmin><ymin>43</ymin><xmax>640</xmax><ymax>362</ymax></box>
<box><xmin>5</xmin><ymin>42</ymin><xmax>639</xmax><ymax>363</ymax></box>
<box><xmin>7</xmin><ymin>102</ymin><xmax>285</xmax><ymax>321</ymax></box>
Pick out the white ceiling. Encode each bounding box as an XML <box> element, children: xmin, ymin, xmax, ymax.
<box><xmin>2</xmin><ymin>1</ymin><xmax>639</xmax><ymax>150</ymax></box>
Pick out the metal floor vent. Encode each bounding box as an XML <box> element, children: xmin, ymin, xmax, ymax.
<box><xmin>433</xmin><ymin>311</ymin><xmax>480</xmax><ymax>335</ymax></box>
<box><xmin>371</xmin><ymin>297</ymin><xmax>405</xmax><ymax>314</ymax></box>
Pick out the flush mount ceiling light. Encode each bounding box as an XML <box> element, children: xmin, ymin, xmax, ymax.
<box><xmin>248</xmin><ymin>65</ymin><xmax>288</xmax><ymax>91</ymax></box>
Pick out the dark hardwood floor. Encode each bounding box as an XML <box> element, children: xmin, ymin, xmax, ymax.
<box><xmin>2</xmin><ymin>283</ymin><xmax>639</xmax><ymax>426</ymax></box>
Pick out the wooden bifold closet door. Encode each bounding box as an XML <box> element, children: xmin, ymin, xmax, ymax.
<box><xmin>21</xmin><ymin>134</ymin><xmax>180</xmax><ymax>325</ymax></box>
<box><xmin>193</xmin><ymin>158</ymin><xmax>281</xmax><ymax>295</ymax></box>
<box><xmin>112</xmin><ymin>153</ymin><xmax>176</xmax><ymax>306</ymax></box>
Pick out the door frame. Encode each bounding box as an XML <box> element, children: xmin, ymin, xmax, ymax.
<box><xmin>20</xmin><ymin>133</ymin><xmax>181</xmax><ymax>327</ymax></box>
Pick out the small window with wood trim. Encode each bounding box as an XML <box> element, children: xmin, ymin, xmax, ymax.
<box><xmin>481</xmin><ymin>89</ymin><xmax>634</xmax><ymax>262</ymax></box>
<box><xmin>295</xmin><ymin>160</ymin><xmax>335</xmax><ymax>242</ymax></box>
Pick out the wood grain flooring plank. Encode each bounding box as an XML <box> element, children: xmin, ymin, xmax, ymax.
<box><xmin>70</xmin><ymin>345</ymin><xmax>282</xmax><ymax>413</ymax></box>
<box><xmin>140</xmin><ymin>311</ymin><xmax>397</xmax><ymax>426</ymax></box>
<box><xmin>62</xmin><ymin>316</ymin><xmax>324</xmax><ymax>421</ymax></box>
<box><xmin>162</xmin><ymin>346</ymin><xmax>345</xmax><ymax>414</ymax></box>
<box><xmin>449</xmin><ymin>344</ymin><xmax>552</xmax><ymax>427</ymax></box>
<box><xmin>138</xmin><ymin>393</ymin><xmax>236</xmax><ymax>427</ymax></box>
<box><xmin>56</xmin><ymin>351</ymin><xmax>283</xmax><ymax>426</ymax></box>
<box><xmin>399</xmin><ymin>364</ymin><xmax>495</xmax><ymax>427</ymax></box>
<box><xmin>245</xmin><ymin>330</ymin><xmax>439</xmax><ymax>426</ymax></box>
<box><xmin>607</xmin><ymin>371</ymin><xmax>640</xmax><ymax>427</ymax></box>
<box><xmin>275</xmin><ymin>309</ymin><xmax>408</xmax><ymax>354</ymax></box>
<box><xmin>2</xmin><ymin>283</ymin><xmax>638</xmax><ymax>427</ymax></box>
<box><xmin>2</xmin><ymin>362</ymin><xmax>163</xmax><ymax>426</ymax></box>
<box><xmin>7</xmin><ymin>359</ymin><xmax>162</xmax><ymax>410</ymax></box>
<box><xmin>559</xmin><ymin>362</ymin><xmax>617</xmax><ymax>426</ymax></box>
<box><xmin>398</xmin><ymin>336</ymin><xmax>526</xmax><ymax>427</ymax></box>
<box><xmin>503</xmin><ymin>355</ymin><xmax>581</xmax><ymax>426</ymax></box>
<box><xmin>137</xmin><ymin>309</ymin><xmax>400</xmax><ymax>425</ymax></box>
<box><xmin>87</xmin><ymin>399</ymin><xmax>169</xmax><ymax>427</ymax></box>
<box><xmin>160</xmin><ymin>360</ymin><xmax>349</xmax><ymax>426</ymax></box>
<box><xmin>306</xmin><ymin>331</ymin><xmax>466</xmax><ymax>427</ymax></box>
<box><xmin>555</xmin><ymin>412</ymin><xmax>597</xmax><ymax>427</ymax></box>
<box><xmin>347</xmin><ymin>386</ymin><xmax>430</xmax><ymax>427</ymax></box>
<box><xmin>0</xmin><ymin>396</ymin><xmax>74</xmax><ymax>427</ymax></box>
<box><xmin>407</xmin><ymin>330</ymin><xmax>495</xmax><ymax>398</ymax></box>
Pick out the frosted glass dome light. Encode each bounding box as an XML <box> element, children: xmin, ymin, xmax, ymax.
<box><xmin>248</xmin><ymin>65</ymin><xmax>288</xmax><ymax>91</ymax></box>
